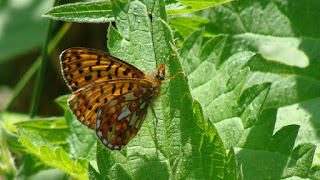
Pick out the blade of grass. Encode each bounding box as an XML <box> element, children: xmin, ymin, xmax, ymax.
<box><xmin>29</xmin><ymin>19</ymin><xmax>54</xmax><ymax>117</ymax></box>
<box><xmin>4</xmin><ymin>22</ymin><xmax>72</xmax><ymax>111</ymax></box>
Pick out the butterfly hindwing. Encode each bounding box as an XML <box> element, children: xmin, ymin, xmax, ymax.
<box><xmin>60</xmin><ymin>48</ymin><xmax>146</xmax><ymax>91</ymax></box>
<box><xmin>95</xmin><ymin>87</ymin><xmax>151</xmax><ymax>150</ymax></box>
<box><xmin>68</xmin><ymin>79</ymin><xmax>153</xmax><ymax>130</ymax></box>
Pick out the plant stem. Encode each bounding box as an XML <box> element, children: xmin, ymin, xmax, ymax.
<box><xmin>4</xmin><ymin>22</ymin><xmax>71</xmax><ymax>111</ymax></box>
<box><xmin>29</xmin><ymin>0</ymin><xmax>62</xmax><ymax>118</ymax></box>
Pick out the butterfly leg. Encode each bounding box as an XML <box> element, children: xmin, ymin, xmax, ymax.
<box><xmin>151</xmin><ymin>106</ymin><xmax>159</xmax><ymax>153</ymax></box>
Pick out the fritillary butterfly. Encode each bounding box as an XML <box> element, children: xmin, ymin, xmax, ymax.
<box><xmin>60</xmin><ymin>47</ymin><xmax>183</xmax><ymax>150</ymax></box>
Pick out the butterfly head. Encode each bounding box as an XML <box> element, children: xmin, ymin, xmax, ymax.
<box><xmin>155</xmin><ymin>64</ymin><xmax>166</xmax><ymax>82</ymax></box>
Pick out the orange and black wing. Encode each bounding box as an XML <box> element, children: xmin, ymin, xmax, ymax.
<box><xmin>60</xmin><ymin>47</ymin><xmax>146</xmax><ymax>91</ymax></box>
<box><xmin>68</xmin><ymin>79</ymin><xmax>153</xmax><ymax>130</ymax></box>
<box><xmin>95</xmin><ymin>86</ymin><xmax>152</xmax><ymax>150</ymax></box>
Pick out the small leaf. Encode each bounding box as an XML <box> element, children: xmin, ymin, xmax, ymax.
<box><xmin>18</xmin><ymin>128</ymin><xmax>88</xmax><ymax>180</ymax></box>
<box><xmin>55</xmin><ymin>94</ymin><xmax>69</xmax><ymax>110</ymax></box>
<box><xmin>43</xmin><ymin>1</ymin><xmax>114</xmax><ymax>23</ymax></box>
<box><xmin>16</xmin><ymin>117</ymin><xmax>68</xmax><ymax>148</ymax></box>
<box><xmin>167</xmin><ymin>0</ymin><xmax>234</xmax><ymax>15</ymax></box>
<box><xmin>169</xmin><ymin>17</ymin><xmax>213</xmax><ymax>40</ymax></box>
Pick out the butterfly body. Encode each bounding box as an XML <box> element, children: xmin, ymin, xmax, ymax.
<box><xmin>60</xmin><ymin>47</ymin><xmax>168</xmax><ymax>150</ymax></box>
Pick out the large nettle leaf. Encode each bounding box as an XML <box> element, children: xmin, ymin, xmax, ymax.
<box><xmin>93</xmin><ymin>0</ymin><xmax>227</xmax><ymax>179</ymax></box>
<box><xmin>169</xmin><ymin>1</ymin><xmax>320</xmax><ymax>169</ymax></box>
<box><xmin>178</xmin><ymin>13</ymin><xmax>319</xmax><ymax>178</ymax></box>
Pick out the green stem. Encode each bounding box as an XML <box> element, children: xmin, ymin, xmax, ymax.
<box><xmin>29</xmin><ymin>21</ymin><xmax>54</xmax><ymax>118</ymax></box>
<box><xmin>4</xmin><ymin>22</ymin><xmax>71</xmax><ymax>111</ymax></box>
<box><xmin>0</xmin><ymin>123</ymin><xmax>17</xmax><ymax>179</ymax></box>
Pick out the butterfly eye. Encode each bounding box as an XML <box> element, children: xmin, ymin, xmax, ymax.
<box><xmin>157</xmin><ymin>73</ymin><xmax>165</xmax><ymax>80</ymax></box>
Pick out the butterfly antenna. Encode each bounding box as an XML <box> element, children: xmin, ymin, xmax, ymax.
<box><xmin>162</xmin><ymin>71</ymin><xmax>186</xmax><ymax>82</ymax></box>
<box><xmin>148</xmin><ymin>12</ymin><xmax>158</xmax><ymax>68</ymax></box>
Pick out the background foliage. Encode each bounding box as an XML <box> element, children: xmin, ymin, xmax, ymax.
<box><xmin>1</xmin><ymin>0</ymin><xmax>320</xmax><ymax>179</ymax></box>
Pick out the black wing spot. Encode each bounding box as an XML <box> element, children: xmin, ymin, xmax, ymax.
<box><xmin>76</xmin><ymin>62</ymin><xmax>81</xmax><ymax>67</ymax></box>
<box><xmin>85</xmin><ymin>75</ymin><xmax>92</xmax><ymax>81</ymax></box>
<box><xmin>106</xmin><ymin>61</ymin><xmax>114</xmax><ymax>71</ymax></box>
<box><xmin>115</xmin><ymin>67</ymin><xmax>119</xmax><ymax>76</ymax></box>
<box><xmin>89</xmin><ymin>66</ymin><xmax>93</xmax><ymax>72</ymax></box>
<box><xmin>111</xmin><ymin>84</ymin><xmax>116</xmax><ymax>94</ymax></box>
<box><xmin>128</xmin><ymin>83</ymin><xmax>134</xmax><ymax>90</ymax></box>
<box><xmin>123</xmin><ymin>68</ymin><xmax>130</xmax><ymax>75</ymax></box>
<box><xmin>97</xmin><ymin>70</ymin><xmax>102</xmax><ymax>78</ymax></box>
<box><xmin>78</xmin><ymin>69</ymin><xmax>84</xmax><ymax>74</ymax></box>
<box><xmin>120</xmin><ymin>85</ymin><xmax>124</xmax><ymax>94</ymax></box>
<box><xmin>108</xmin><ymin>74</ymin><xmax>112</xmax><ymax>79</ymax></box>
<box><xmin>96</xmin><ymin>55</ymin><xmax>101</xmax><ymax>65</ymax></box>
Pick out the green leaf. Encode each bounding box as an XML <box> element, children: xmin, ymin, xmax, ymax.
<box><xmin>180</xmin><ymin>25</ymin><xmax>319</xmax><ymax>178</ymax></box>
<box><xmin>92</xmin><ymin>0</ymin><xmax>227</xmax><ymax>179</ymax></box>
<box><xmin>16</xmin><ymin>117</ymin><xmax>68</xmax><ymax>147</ymax></box>
<box><xmin>224</xmin><ymin>147</ymin><xmax>237</xmax><ymax>179</ymax></box>
<box><xmin>18</xmin><ymin>128</ymin><xmax>88</xmax><ymax>180</ymax></box>
<box><xmin>43</xmin><ymin>1</ymin><xmax>114</xmax><ymax>23</ymax></box>
<box><xmin>55</xmin><ymin>94</ymin><xmax>69</xmax><ymax>110</ymax></box>
<box><xmin>177</xmin><ymin>1</ymin><xmax>320</xmax><ymax>176</ymax></box>
<box><xmin>168</xmin><ymin>17</ymin><xmax>213</xmax><ymax>40</ymax></box>
<box><xmin>1</xmin><ymin>111</ymin><xmax>37</xmax><ymax>153</ymax></box>
<box><xmin>1</xmin><ymin>121</ymin><xmax>25</xmax><ymax>153</ymax></box>
<box><xmin>18</xmin><ymin>154</ymin><xmax>50</xmax><ymax>178</ymax></box>
<box><xmin>88</xmin><ymin>163</ymin><xmax>102</xmax><ymax>180</ymax></box>
<box><xmin>64</xmin><ymin>110</ymin><xmax>97</xmax><ymax>170</ymax></box>
<box><xmin>166</xmin><ymin>0</ymin><xmax>234</xmax><ymax>15</ymax></box>
<box><xmin>0</xmin><ymin>123</ymin><xmax>17</xmax><ymax>179</ymax></box>
<box><xmin>26</xmin><ymin>169</ymin><xmax>65</xmax><ymax>180</ymax></box>
<box><xmin>235</xmin><ymin>109</ymin><xmax>316</xmax><ymax>179</ymax></box>
<box><xmin>1</xmin><ymin>111</ymin><xmax>30</xmax><ymax>132</ymax></box>
<box><xmin>42</xmin><ymin>0</ymin><xmax>232</xmax><ymax>23</ymax></box>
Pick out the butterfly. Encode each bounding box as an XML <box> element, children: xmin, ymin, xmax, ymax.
<box><xmin>60</xmin><ymin>47</ymin><xmax>183</xmax><ymax>150</ymax></box>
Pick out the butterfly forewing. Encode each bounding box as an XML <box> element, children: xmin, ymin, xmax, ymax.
<box><xmin>60</xmin><ymin>48</ymin><xmax>146</xmax><ymax>91</ymax></box>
